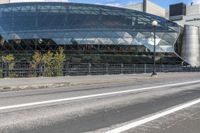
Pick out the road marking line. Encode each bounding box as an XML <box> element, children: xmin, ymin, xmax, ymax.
<box><xmin>106</xmin><ymin>98</ymin><xmax>200</xmax><ymax>133</ymax></box>
<box><xmin>0</xmin><ymin>80</ymin><xmax>200</xmax><ymax>111</ymax></box>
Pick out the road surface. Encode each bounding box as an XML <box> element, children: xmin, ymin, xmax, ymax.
<box><xmin>0</xmin><ymin>73</ymin><xmax>200</xmax><ymax>133</ymax></box>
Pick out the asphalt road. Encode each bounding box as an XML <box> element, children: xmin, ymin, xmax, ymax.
<box><xmin>0</xmin><ymin>73</ymin><xmax>200</xmax><ymax>133</ymax></box>
<box><xmin>129</xmin><ymin>102</ymin><xmax>200</xmax><ymax>133</ymax></box>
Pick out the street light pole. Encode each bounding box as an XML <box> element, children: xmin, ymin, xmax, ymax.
<box><xmin>151</xmin><ymin>20</ymin><xmax>158</xmax><ymax>76</ymax></box>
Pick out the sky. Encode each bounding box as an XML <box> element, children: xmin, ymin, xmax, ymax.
<box><xmin>67</xmin><ymin>0</ymin><xmax>200</xmax><ymax>9</ymax></box>
<box><xmin>9</xmin><ymin>0</ymin><xmax>200</xmax><ymax>9</ymax></box>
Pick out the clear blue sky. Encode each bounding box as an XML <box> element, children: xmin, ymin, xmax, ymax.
<box><xmin>68</xmin><ymin>0</ymin><xmax>197</xmax><ymax>9</ymax></box>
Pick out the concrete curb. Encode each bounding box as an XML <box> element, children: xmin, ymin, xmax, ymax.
<box><xmin>0</xmin><ymin>72</ymin><xmax>198</xmax><ymax>92</ymax></box>
<box><xmin>0</xmin><ymin>74</ymin><xmax>154</xmax><ymax>92</ymax></box>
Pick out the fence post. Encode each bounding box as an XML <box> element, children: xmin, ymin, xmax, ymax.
<box><xmin>144</xmin><ymin>64</ymin><xmax>146</xmax><ymax>73</ymax></box>
<box><xmin>65</xmin><ymin>63</ymin><xmax>68</xmax><ymax>76</ymax></box>
<box><xmin>68</xmin><ymin>63</ymin><xmax>71</xmax><ymax>75</ymax></box>
<box><xmin>4</xmin><ymin>62</ymin><xmax>9</xmax><ymax>78</ymax></box>
<box><xmin>1</xmin><ymin>62</ymin><xmax>4</xmax><ymax>78</ymax></box>
<box><xmin>134</xmin><ymin>64</ymin><xmax>136</xmax><ymax>73</ymax></box>
<box><xmin>121</xmin><ymin>64</ymin><xmax>124</xmax><ymax>74</ymax></box>
<box><xmin>63</xmin><ymin>62</ymin><xmax>68</xmax><ymax>76</ymax></box>
<box><xmin>39</xmin><ymin>64</ymin><xmax>44</xmax><ymax>77</ymax></box>
<box><xmin>88</xmin><ymin>63</ymin><xmax>91</xmax><ymax>75</ymax></box>
<box><xmin>106</xmin><ymin>63</ymin><xmax>109</xmax><ymax>74</ymax></box>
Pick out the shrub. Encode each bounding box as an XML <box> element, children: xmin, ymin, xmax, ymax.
<box><xmin>1</xmin><ymin>54</ymin><xmax>15</xmax><ymax>78</ymax></box>
<box><xmin>0</xmin><ymin>68</ymin><xmax>3</xmax><ymax>78</ymax></box>
<box><xmin>53</xmin><ymin>47</ymin><xmax>65</xmax><ymax>76</ymax></box>
<box><xmin>32</xmin><ymin>47</ymin><xmax>66</xmax><ymax>77</ymax></box>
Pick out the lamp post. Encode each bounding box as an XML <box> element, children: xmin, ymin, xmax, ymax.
<box><xmin>151</xmin><ymin>20</ymin><xmax>158</xmax><ymax>76</ymax></box>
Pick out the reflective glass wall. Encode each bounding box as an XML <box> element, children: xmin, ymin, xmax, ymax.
<box><xmin>0</xmin><ymin>2</ymin><xmax>182</xmax><ymax>64</ymax></box>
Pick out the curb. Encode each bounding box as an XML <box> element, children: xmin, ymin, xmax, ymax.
<box><xmin>0</xmin><ymin>76</ymin><xmax>155</xmax><ymax>92</ymax></box>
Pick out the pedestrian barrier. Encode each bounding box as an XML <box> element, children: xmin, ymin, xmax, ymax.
<box><xmin>0</xmin><ymin>62</ymin><xmax>199</xmax><ymax>78</ymax></box>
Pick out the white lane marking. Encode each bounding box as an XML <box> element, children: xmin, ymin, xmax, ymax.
<box><xmin>106</xmin><ymin>98</ymin><xmax>200</xmax><ymax>133</ymax></box>
<box><xmin>0</xmin><ymin>80</ymin><xmax>200</xmax><ymax>111</ymax></box>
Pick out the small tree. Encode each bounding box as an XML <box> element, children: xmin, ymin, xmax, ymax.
<box><xmin>31</xmin><ymin>51</ymin><xmax>42</xmax><ymax>69</ymax></box>
<box><xmin>2</xmin><ymin>54</ymin><xmax>15</xmax><ymax>69</ymax></box>
<box><xmin>0</xmin><ymin>68</ymin><xmax>2</xmax><ymax>78</ymax></box>
<box><xmin>31</xmin><ymin>47</ymin><xmax>66</xmax><ymax>77</ymax></box>
<box><xmin>53</xmin><ymin>47</ymin><xmax>65</xmax><ymax>76</ymax></box>
<box><xmin>1</xmin><ymin>54</ymin><xmax>15</xmax><ymax>77</ymax></box>
<box><xmin>42</xmin><ymin>50</ymin><xmax>54</xmax><ymax>77</ymax></box>
<box><xmin>31</xmin><ymin>51</ymin><xmax>43</xmax><ymax>76</ymax></box>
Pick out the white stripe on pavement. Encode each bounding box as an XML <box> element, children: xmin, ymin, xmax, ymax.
<box><xmin>0</xmin><ymin>80</ymin><xmax>200</xmax><ymax>111</ymax></box>
<box><xmin>106</xmin><ymin>98</ymin><xmax>200</xmax><ymax>133</ymax></box>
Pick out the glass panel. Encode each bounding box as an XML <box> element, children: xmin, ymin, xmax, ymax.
<box><xmin>0</xmin><ymin>2</ymin><xmax>180</xmax><ymax>55</ymax></box>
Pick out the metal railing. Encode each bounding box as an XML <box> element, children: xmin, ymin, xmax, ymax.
<box><xmin>0</xmin><ymin>62</ymin><xmax>200</xmax><ymax>78</ymax></box>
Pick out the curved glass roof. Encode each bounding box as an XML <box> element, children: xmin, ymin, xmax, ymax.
<box><xmin>0</xmin><ymin>2</ymin><xmax>179</xmax><ymax>31</ymax></box>
<box><xmin>0</xmin><ymin>2</ymin><xmax>181</xmax><ymax>53</ymax></box>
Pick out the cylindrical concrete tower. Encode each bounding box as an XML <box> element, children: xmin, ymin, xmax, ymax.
<box><xmin>182</xmin><ymin>25</ymin><xmax>200</xmax><ymax>67</ymax></box>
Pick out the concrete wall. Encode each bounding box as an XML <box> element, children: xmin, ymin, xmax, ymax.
<box><xmin>0</xmin><ymin>0</ymin><xmax>10</xmax><ymax>4</ymax></box>
<box><xmin>174</xmin><ymin>14</ymin><xmax>200</xmax><ymax>27</ymax></box>
<box><xmin>124</xmin><ymin>0</ymin><xmax>166</xmax><ymax>18</ymax></box>
<box><xmin>125</xmin><ymin>3</ymin><xmax>143</xmax><ymax>12</ymax></box>
<box><xmin>1</xmin><ymin>0</ymin><xmax>69</xmax><ymax>3</ymax></box>
<box><xmin>7</xmin><ymin>0</ymin><xmax>66</xmax><ymax>2</ymax></box>
<box><xmin>146</xmin><ymin>1</ymin><xmax>166</xmax><ymax>18</ymax></box>
<box><xmin>171</xmin><ymin>4</ymin><xmax>200</xmax><ymax>27</ymax></box>
<box><xmin>187</xmin><ymin>4</ymin><xmax>200</xmax><ymax>15</ymax></box>
<box><xmin>182</xmin><ymin>25</ymin><xmax>200</xmax><ymax>67</ymax></box>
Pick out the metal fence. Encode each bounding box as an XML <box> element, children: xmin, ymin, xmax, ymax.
<box><xmin>0</xmin><ymin>62</ymin><xmax>200</xmax><ymax>78</ymax></box>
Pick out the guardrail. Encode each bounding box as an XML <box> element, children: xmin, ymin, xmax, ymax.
<box><xmin>0</xmin><ymin>62</ymin><xmax>200</xmax><ymax>78</ymax></box>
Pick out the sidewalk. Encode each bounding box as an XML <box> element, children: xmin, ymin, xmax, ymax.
<box><xmin>0</xmin><ymin>72</ymin><xmax>199</xmax><ymax>92</ymax></box>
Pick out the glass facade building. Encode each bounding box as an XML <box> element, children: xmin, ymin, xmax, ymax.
<box><xmin>0</xmin><ymin>2</ymin><xmax>183</xmax><ymax>64</ymax></box>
